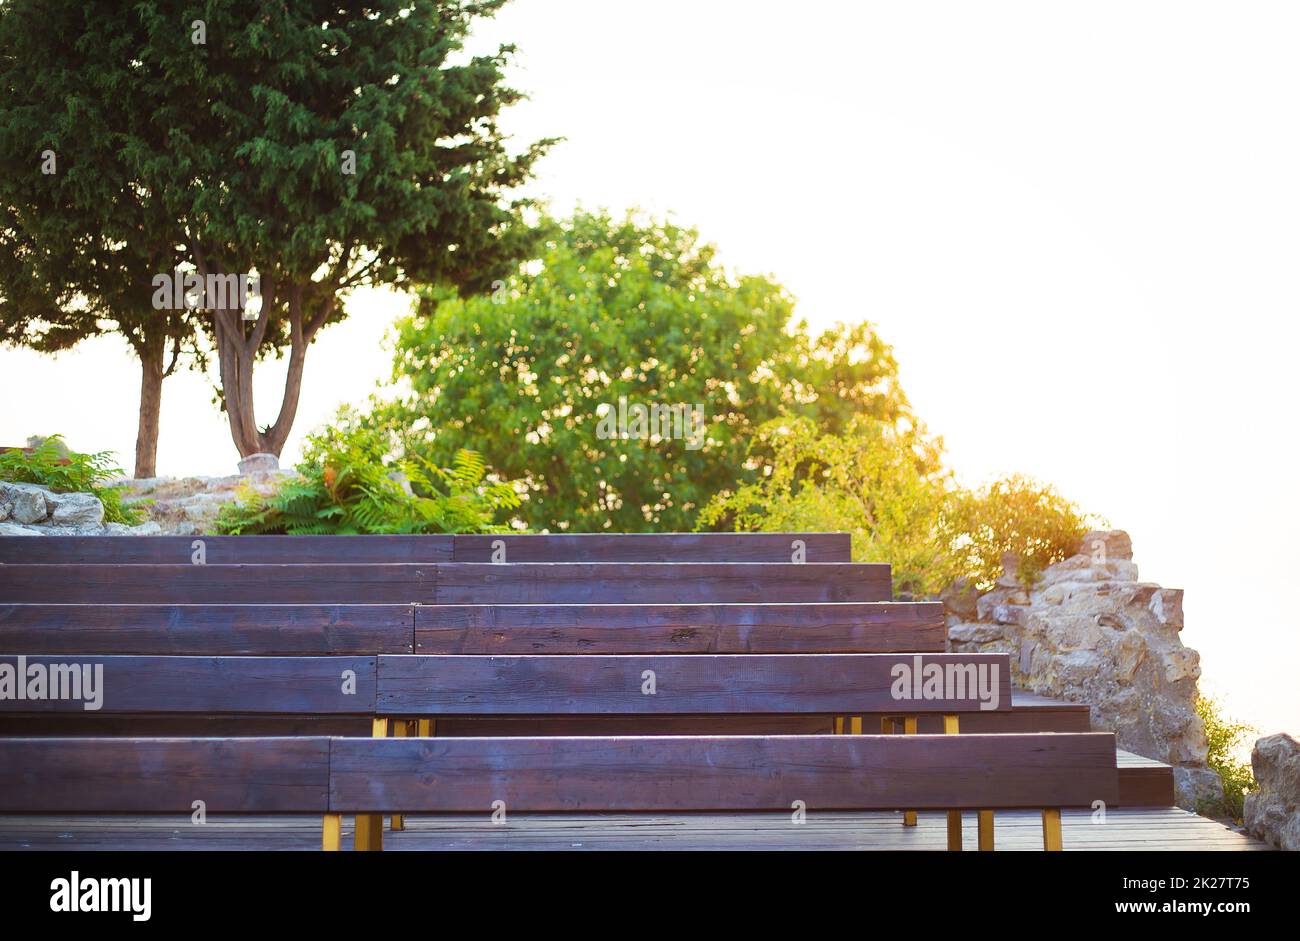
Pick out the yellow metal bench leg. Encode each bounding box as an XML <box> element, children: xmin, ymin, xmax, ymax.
<box><xmin>354</xmin><ymin>717</ymin><xmax>388</xmax><ymax>851</ymax></box>
<box><xmin>977</xmin><ymin>810</ymin><xmax>995</xmax><ymax>850</ymax></box>
<box><xmin>1042</xmin><ymin>809</ymin><xmax>1063</xmax><ymax>851</ymax></box>
<box><xmin>390</xmin><ymin>719</ymin><xmax>408</xmax><ymax>831</ymax></box>
<box><xmin>902</xmin><ymin>716</ymin><xmax>917</xmax><ymax>827</ymax></box>
<box><xmin>849</xmin><ymin>715</ymin><xmax>862</xmax><ymax>735</ymax></box>
<box><xmin>322</xmin><ymin>813</ymin><xmax>341</xmax><ymax>851</ymax></box>
<box><xmin>943</xmin><ymin>714</ymin><xmax>962</xmax><ymax>850</ymax></box>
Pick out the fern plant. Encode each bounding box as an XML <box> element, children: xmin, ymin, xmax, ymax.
<box><xmin>0</xmin><ymin>436</ymin><xmax>140</xmax><ymax>525</ymax></box>
<box><xmin>213</xmin><ymin>419</ymin><xmax>521</xmax><ymax>535</ymax></box>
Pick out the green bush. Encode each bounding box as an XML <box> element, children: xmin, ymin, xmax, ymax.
<box><xmin>945</xmin><ymin>475</ymin><xmax>1091</xmax><ymax>588</ymax></box>
<box><xmin>0</xmin><ymin>435</ymin><xmax>140</xmax><ymax>525</ymax></box>
<box><xmin>698</xmin><ymin>415</ymin><xmax>959</xmax><ymax>597</ymax></box>
<box><xmin>1194</xmin><ymin>695</ymin><xmax>1257</xmax><ymax>822</ymax></box>
<box><xmin>699</xmin><ymin>416</ymin><xmax>1091</xmax><ymax>597</ymax></box>
<box><xmin>374</xmin><ymin>209</ymin><xmax>919</xmax><ymax>533</ymax></box>
<box><xmin>213</xmin><ymin>414</ymin><xmax>521</xmax><ymax>535</ymax></box>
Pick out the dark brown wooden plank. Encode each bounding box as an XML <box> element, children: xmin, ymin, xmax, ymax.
<box><xmin>451</xmin><ymin>533</ymin><xmax>852</xmax><ymax>562</ymax></box>
<box><xmin>431</xmin><ymin>563</ymin><xmax>891</xmax><ymax>604</ymax></box>
<box><xmin>0</xmin><ymin>535</ymin><xmax>454</xmax><ymax>565</ymax></box>
<box><xmin>328</xmin><ymin>732</ymin><xmax>1120</xmax><ymax>813</ymax></box>
<box><xmin>0</xmin><ymin>604</ymin><xmax>413</xmax><ymax>654</ymax></box>
<box><xmin>0</xmin><ymin>715</ymin><xmax>370</xmax><ymax>737</ymax></box>
<box><xmin>0</xmin><ymin>737</ymin><xmax>331</xmax><ymax>813</ymax></box>
<box><xmin>0</xmin><ymin>656</ymin><xmax>374</xmax><ymax>714</ymax></box>
<box><xmin>377</xmin><ymin>653</ymin><xmax>1012</xmax><ymax>715</ymax></box>
<box><xmin>1115</xmin><ymin>750</ymin><xmax>1177</xmax><ymax>806</ymax></box>
<box><xmin>415</xmin><ymin>602</ymin><xmax>942</xmax><ymax>654</ymax></box>
<box><xmin>0</xmin><ymin>564</ymin><xmax>433</xmax><ymax>604</ymax></box>
<box><xmin>0</xmin><ymin>533</ymin><xmax>849</xmax><ymax>565</ymax></box>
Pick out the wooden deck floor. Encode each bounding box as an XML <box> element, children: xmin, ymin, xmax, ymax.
<box><xmin>0</xmin><ymin>808</ymin><xmax>1267</xmax><ymax>851</ymax></box>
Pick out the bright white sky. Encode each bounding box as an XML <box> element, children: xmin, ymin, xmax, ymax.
<box><xmin>1</xmin><ymin>1</ymin><xmax>1295</xmax><ymax>738</ymax></box>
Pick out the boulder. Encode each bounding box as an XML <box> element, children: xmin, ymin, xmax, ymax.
<box><xmin>48</xmin><ymin>491</ymin><xmax>104</xmax><ymax>527</ymax></box>
<box><xmin>1079</xmin><ymin>529</ymin><xmax>1133</xmax><ymax>561</ymax></box>
<box><xmin>0</xmin><ymin>521</ymin><xmax>42</xmax><ymax>536</ymax></box>
<box><xmin>238</xmin><ymin>452</ymin><xmax>280</xmax><ymax>475</ymax></box>
<box><xmin>3</xmin><ymin>483</ymin><xmax>49</xmax><ymax>524</ymax></box>
<box><xmin>1244</xmin><ymin>734</ymin><xmax>1300</xmax><ymax>850</ymax></box>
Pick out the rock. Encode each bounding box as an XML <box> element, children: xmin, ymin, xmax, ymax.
<box><xmin>995</xmin><ymin>551</ymin><xmax>1021</xmax><ymax>587</ymax></box>
<box><xmin>976</xmin><ymin>586</ymin><xmax>1028</xmax><ymax>621</ymax></box>
<box><xmin>948</xmin><ymin>622</ymin><xmax>1005</xmax><ymax>645</ymax></box>
<box><xmin>1244</xmin><ymin>734</ymin><xmax>1300</xmax><ymax>850</ymax></box>
<box><xmin>1079</xmin><ymin>529</ymin><xmax>1133</xmax><ymax>561</ymax></box>
<box><xmin>0</xmin><ymin>501</ymin><xmax>9</xmax><ymax>521</ymax></box>
<box><xmin>1173</xmin><ymin>766</ymin><xmax>1225</xmax><ymax>813</ymax></box>
<box><xmin>940</xmin><ymin>577</ymin><xmax>980</xmax><ymax>620</ymax></box>
<box><xmin>238</xmin><ymin>452</ymin><xmax>281</xmax><ymax>475</ymax></box>
<box><xmin>6</xmin><ymin>485</ymin><xmax>49</xmax><ymax>524</ymax></box>
<box><xmin>942</xmin><ymin>530</ymin><xmax>1213</xmax><ymax>807</ymax></box>
<box><xmin>0</xmin><ymin>521</ymin><xmax>43</xmax><ymax>536</ymax></box>
<box><xmin>129</xmin><ymin>521</ymin><xmax>163</xmax><ymax>536</ymax></box>
<box><xmin>48</xmin><ymin>491</ymin><xmax>104</xmax><ymax>527</ymax></box>
<box><xmin>1149</xmin><ymin>588</ymin><xmax>1184</xmax><ymax>630</ymax></box>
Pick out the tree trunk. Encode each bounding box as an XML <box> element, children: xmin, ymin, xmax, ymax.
<box><xmin>133</xmin><ymin>338</ymin><xmax>165</xmax><ymax>478</ymax></box>
<box><xmin>208</xmin><ymin>276</ymin><xmax>325</xmax><ymax>460</ymax></box>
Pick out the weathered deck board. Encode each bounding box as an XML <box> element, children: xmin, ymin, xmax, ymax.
<box><xmin>0</xmin><ymin>604</ymin><xmax>414</xmax><ymax>654</ymax></box>
<box><xmin>0</xmin><ymin>808</ymin><xmax>1266</xmax><ymax>851</ymax></box>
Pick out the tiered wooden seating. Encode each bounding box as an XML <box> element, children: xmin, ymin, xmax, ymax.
<box><xmin>0</xmin><ymin>532</ymin><xmax>1120</xmax><ymax>851</ymax></box>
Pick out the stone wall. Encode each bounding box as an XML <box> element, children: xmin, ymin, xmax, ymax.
<box><xmin>0</xmin><ymin>481</ymin><xmax>160</xmax><ymax>536</ymax></box>
<box><xmin>942</xmin><ymin>529</ymin><xmax>1221</xmax><ymax>809</ymax></box>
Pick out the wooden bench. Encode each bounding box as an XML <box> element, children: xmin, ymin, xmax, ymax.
<box><xmin>0</xmin><ymin>533</ymin><xmax>1119</xmax><ymax>851</ymax></box>
<box><xmin>0</xmin><ymin>732</ymin><xmax>1118</xmax><ymax>854</ymax></box>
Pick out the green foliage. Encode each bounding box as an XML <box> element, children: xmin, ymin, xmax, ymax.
<box><xmin>699</xmin><ymin>418</ymin><xmax>1090</xmax><ymax>597</ymax></box>
<box><xmin>0</xmin><ymin>0</ymin><xmax>553</xmax><ymax>459</ymax></box>
<box><xmin>376</xmin><ymin>209</ymin><xmax>917</xmax><ymax>532</ymax></box>
<box><xmin>0</xmin><ymin>436</ymin><xmax>140</xmax><ymax>525</ymax></box>
<box><xmin>698</xmin><ymin>415</ymin><xmax>959</xmax><ymax>597</ymax></box>
<box><xmin>946</xmin><ymin>475</ymin><xmax>1092</xmax><ymax>588</ymax></box>
<box><xmin>212</xmin><ymin>413</ymin><xmax>520</xmax><ymax>535</ymax></box>
<box><xmin>1194</xmin><ymin>695</ymin><xmax>1257</xmax><ymax>822</ymax></box>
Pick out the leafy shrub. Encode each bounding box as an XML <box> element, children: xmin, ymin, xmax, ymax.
<box><xmin>945</xmin><ymin>475</ymin><xmax>1091</xmax><ymax>588</ymax></box>
<box><xmin>374</xmin><ymin>209</ymin><xmax>919</xmax><ymax>533</ymax></box>
<box><xmin>0</xmin><ymin>435</ymin><xmax>140</xmax><ymax>524</ymax></box>
<box><xmin>699</xmin><ymin>416</ymin><xmax>1091</xmax><ymax>596</ymax></box>
<box><xmin>1194</xmin><ymin>695</ymin><xmax>1257</xmax><ymax>822</ymax></box>
<box><xmin>213</xmin><ymin>414</ymin><xmax>520</xmax><ymax>535</ymax></box>
<box><xmin>698</xmin><ymin>415</ymin><xmax>961</xmax><ymax>597</ymax></box>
